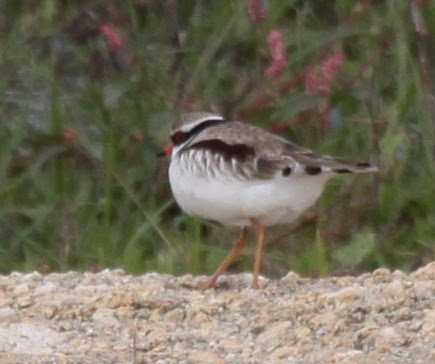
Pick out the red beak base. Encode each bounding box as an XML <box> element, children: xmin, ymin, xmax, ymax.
<box><xmin>157</xmin><ymin>143</ymin><xmax>174</xmax><ymax>157</ymax></box>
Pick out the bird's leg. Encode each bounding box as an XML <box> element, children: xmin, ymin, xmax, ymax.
<box><xmin>250</xmin><ymin>218</ymin><xmax>265</xmax><ymax>289</ymax></box>
<box><xmin>193</xmin><ymin>226</ymin><xmax>248</xmax><ymax>290</ymax></box>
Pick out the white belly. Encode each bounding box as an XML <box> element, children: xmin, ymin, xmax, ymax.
<box><xmin>169</xmin><ymin>159</ymin><xmax>330</xmax><ymax>227</ymax></box>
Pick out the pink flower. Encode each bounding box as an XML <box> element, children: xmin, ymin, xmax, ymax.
<box><xmin>265</xmin><ymin>29</ymin><xmax>288</xmax><ymax>78</ymax></box>
<box><xmin>305</xmin><ymin>52</ymin><xmax>344</xmax><ymax>95</ymax></box>
<box><xmin>246</xmin><ymin>0</ymin><xmax>266</xmax><ymax>22</ymax></box>
<box><xmin>322</xmin><ymin>52</ymin><xmax>343</xmax><ymax>82</ymax></box>
<box><xmin>305</xmin><ymin>73</ymin><xmax>330</xmax><ymax>95</ymax></box>
<box><xmin>99</xmin><ymin>23</ymin><xmax>124</xmax><ymax>52</ymax></box>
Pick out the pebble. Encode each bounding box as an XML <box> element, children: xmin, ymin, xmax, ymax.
<box><xmin>0</xmin><ymin>262</ymin><xmax>433</xmax><ymax>363</ymax></box>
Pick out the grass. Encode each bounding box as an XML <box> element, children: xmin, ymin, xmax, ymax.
<box><xmin>0</xmin><ymin>0</ymin><xmax>434</xmax><ymax>277</ymax></box>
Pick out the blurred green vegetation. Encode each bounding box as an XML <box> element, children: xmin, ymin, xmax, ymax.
<box><xmin>0</xmin><ymin>0</ymin><xmax>434</xmax><ymax>277</ymax></box>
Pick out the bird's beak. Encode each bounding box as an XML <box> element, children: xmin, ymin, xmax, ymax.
<box><xmin>157</xmin><ymin>143</ymin><xmax>174</xmax><ymax>158</ymax></box>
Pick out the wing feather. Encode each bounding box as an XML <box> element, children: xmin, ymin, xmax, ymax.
<box><xmin>181</xmin><ymin>121</ymin><xmax>376</xmax><ymax>181</ymax></box>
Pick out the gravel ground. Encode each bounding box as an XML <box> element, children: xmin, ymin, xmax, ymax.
<box><xmin>0</xmin><ymin>262</ymin><xmax>434</xmax><ymax>364</ymax></box>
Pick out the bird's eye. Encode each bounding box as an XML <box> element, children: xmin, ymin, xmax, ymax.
<box><xmin>171</xmin><ymin>131</ymin><xmax>188</xmax><ymax>145</ymax></box>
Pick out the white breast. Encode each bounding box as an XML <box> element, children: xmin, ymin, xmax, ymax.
<box><xmin>168</xmin><ymin>151</ymin><xmax>331</xmax><ymax>227</ymax></box>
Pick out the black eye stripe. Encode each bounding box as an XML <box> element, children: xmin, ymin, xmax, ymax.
<box><xmin>170</xmin><ymin>118</ymin><xmax>226</xmax><ymax>145</ymax></box>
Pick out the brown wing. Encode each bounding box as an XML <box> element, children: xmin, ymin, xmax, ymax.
<box><xmin>184</xmin><ymin>121</ymin><xmax>376</xmax><ymax>180</ymax></box>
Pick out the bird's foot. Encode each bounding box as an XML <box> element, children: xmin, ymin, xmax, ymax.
<box><xmin>182</xmin><ymin>277</ymin><xmax>217</xmax><ymax>291</ymax></box>
<box><xmin>251</xmin><ymin>279</ymin><xmax>260</xmax><ymax>289</ymax></box>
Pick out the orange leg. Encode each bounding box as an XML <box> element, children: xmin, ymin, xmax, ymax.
<box><xmin>194</xmin><ymin>226</ymin><xmax>248</xmax><ymax>290</ymax></box>
<box><xmin>250</xmin><ymin>218</ymin><xmax>265</xmax><ymax>289</ymax></box>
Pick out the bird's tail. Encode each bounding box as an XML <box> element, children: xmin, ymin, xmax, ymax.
<box><xmin>325</xmin><ymin>157</ymin><xmax>378</xmax><ymax>174</ymax></box>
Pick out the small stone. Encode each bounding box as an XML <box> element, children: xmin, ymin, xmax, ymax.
<box><xmin>0</xmin><ymin>307</ymin><xmax>17</xmax><ymax>321</ymax></box>
<box><xmin>373</xmin><ymin>326</ymin><xmax>407</xmax><ymax>352</ymax></box>
<box><xmin>295</xmin><ymin>326</ymin><xmax>312</xmax><ymax>344</ymax></box>
<box><xmin>34</xmin><ymin>282</ymin><xmax>58</xmax><ymax>296</ymax></box>
<box><xmin>332</xmin><ymin>349</ymin><xmax>365</xmax><ymax>363</ymax></box>
<box><xmin>255</xmin><ymin>321</ymin><xmax>293</xmax><ymax>348</ymax></box>
<box><xmin>413</xmin><ymin>281</ymin><xmax>435</xmax><ymax>301</ymax></box>
<box><xmin>324</xmin><ymin>286</ymin><xmax>365</xmax><ymax>306</ymax></box>
<box><xmin>410</xmin><ymin>262</ymin><xmax>435</xmax><ymax>281</ymax></box>
<box><xmin>421</xmin><ymin>309</ymin><xmax>435</xmax><ymax>334</ymax></box>
<box><xmin>13</xmin><ymin>283</ymin><xmax>29</xmax><ymax>295</ymax></box>
<box><xmin>92</xmin><ymin>308</ymin><xmax>120</xmax><ymax>328</ymax></box>
<box><xmin>372</xmin><ymin>268</ymin><xmax>392</xmax><ymax>283</ymax></box>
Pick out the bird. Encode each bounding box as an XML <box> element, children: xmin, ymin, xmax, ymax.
<box><xmin>162</xmin><ymin>112</ymin><xmax>377</xmax><ymax>290</ymax></box>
